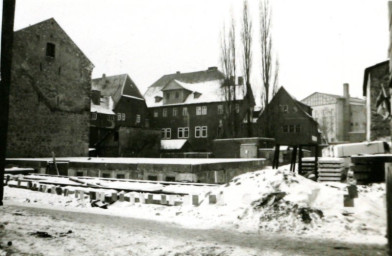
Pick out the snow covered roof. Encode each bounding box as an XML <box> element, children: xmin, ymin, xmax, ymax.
<box><xmin>91</xmin><ymin>96</ymin><xmax>115</xmax><ymax>115</ymax></box>
<box><xmin>160</xmin><ymin>139</ymin><xmax>188</xmax><ymax>150</ymax></box>
<box><xmin>144</xmin><ymin>68</ymin><xmax>247</xmax><ymax>107</ymax></box>
<box><xmin>145</xmin><ymin>79</ymin><xmax>245</xmax><ymax>107</ymax></box>
<box><xmin>92</xmin><ymin>74</ymin><xmax>144</xmax><ymax>107</ymax></box>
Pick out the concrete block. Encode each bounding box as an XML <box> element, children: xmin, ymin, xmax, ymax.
<box><xmin>147</xmin><ymin>194</ymin><xmax>154</xmax><ymax>204</ymax></box>
<box><xmin>160</xmin><ymin>195</ymin><xmax>167</xmax><ymax>205</ymax></box>
<box><xmin>99</xmin><ymin>192</ymin><xmax>106</xmax><ymax>202</ymax></box>
<box><xmin>167</xmin><ymin>195</ymin><xmax>175</xmax><ymax>206</ymax></box>
<box><xmin>347</xmin><ymin>185</ymin><xmax>358</xmax><ymax>198</ymax></box>
<box><xmin>51</xmin><ymin>187</ymin><xmax>57</xmax><ymax>194</ymax></box>
<box><xmin>344</xmin><ymin>195</ymin><xmax>354</xmax><ymax>207</ymax></box>
<box><xmin>209</xmin><ymin>194</ymin><xmax>217</xmax><ymax>204</ymax></box>
<box><xmin>119</xmin><ymin>192</ymin><xmax>125</xmax><ymax>202</ymax></box>
<box><xmin>111</xmin><ymin>192</ymin><xmax>118</xmax><ymax>202</ymax></box>
<box><xmin>105</xmin><ymin>195</ymin><xmax>112</xmax><ymax>204</ymax></box>
<box><xmin>89</xmin><ymin>191</ymin><xmax>97</xmax><ymax>200</ymax></box>
<box><xmin>192</xmin><ymin>195</ymin><xmax>199</xmax><ymax>206</ymax></box>
<box><xmin>139</xmin><ymin>193</ymin><xmax>145</xmax><ymax>204</ymax></box>
<box><xmin>17</xmin><ymin>180</ymin><xmax>21</xmax><ymax>187</ymax></box>
<box><xmin>129</xmin><ymin>193</ymin><xmax>135</xmax><ymax>204</ymax></box>
<box><xmin>27</xmin><ymin>181</ymin><xmax>33</xmax><ymax>189</ymax></box>
<box><xmin>79</xmin><ymin>191</ymin><xmax>85</xmax><ymax>201</ymax></box>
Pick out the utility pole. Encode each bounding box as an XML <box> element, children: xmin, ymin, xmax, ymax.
<box><xmin>0</xmin><ymin>0</ymin><xmax>16</xmax><ymax>206</ymax></box>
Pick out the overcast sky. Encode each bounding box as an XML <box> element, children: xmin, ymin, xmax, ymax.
<box><xmin>8</xmin><ymin>0</ymin><xmax>391</xmax><ymax>105</ymax></box>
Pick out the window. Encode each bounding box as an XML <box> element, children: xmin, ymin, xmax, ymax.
<box><xmin>295</xmin><ymin>125</ymin><xmax>301</xmax><ymax>133</ymax></box>
<box><xmin>282</xmin><ymin>125</ymin><xmax>289</xmax><ymax>133</ymax></box>
<box><xmin>145</xmin><ymin>119</ymin><xmax>150</xmax><ymax>128</ymax></box>
<box><xmin>163</xmin><ymin>108</ymin><xmax>167</xmax><ymax>117</ymax></box>
<box><xmin>46</xmin><ymin>42</ymin><xmax>55</xmax><ymax>58</ymax></box>
<box><xmin>235</xmin><ymin>103</ymin><xmax>240</xmax><ymax>113</ymax></box>
<box><xmin>147</xmin><ymin>175</ymin><xmax>158</xmax><ymax>181</ymax></box>
<box><xmin>173</xmin><ymin>108</ymin><xmax>178</xmax><ymax>117</ymax></box>
<box><xmin>178</xmin><ymin>127</ymin><xmax>189</xmax><ymax>138</ymax></box>
<box><xmin>196</xmin><ymin>106</ymin><xmax>202</xmax><ymax>115</ymax></box>
<box><xmin>161</xmin><ymin>128</ymin><xmax>171</xmax><ymax>139</ymax></box>
<box><xmin>166</xmin><ymin>176</ymin><xmax>176</xmax><ymax>182</ymax></box>
<box><xmin>289</xmin><ymin>125</ymin><xmax>295</xmax><ymax>133</ymax></box>
<box><xmin>201</xmin><ymin>126</ymin><xmax>207</xmax><ymax>137</ymax></box>
<box><xmin>217</xmin><ymin>105</ymin><xmax>223</xmax><ymax>115</ymax></box>
<box><xmin>196</xmin><ymin>106</ymin><xmax>207</xmax><ymax>115</ymax></box>
<box><xmin>116</xmin><ymin>174</ymin><xmax>125</xmax><ymax>179</ymax></box>
<box><xmin>154</xmin><ymin>110</ymin><xmax>158</xmax><ymax>118</ymax></box>
<box><xmin>166</xmin><ymin>92</ymin><xmax>170</xmax><ymax>100</ymax></box>
<box><xmin>117</xmin><ymin>113</ymin><xmax>122</xmax><ymax>121</ymax></box>
<box><xmin>182</xmin><ymin>107</ymin><xmax>188</xmax><ymax>116</ymax></box>
<box><xmin>121</xmin><ymin>113</ymin><xmax>126</xmax><ymax>121</ymax></box>
<box><xmin>76</xmin><ymin>171</ymin><xmax>84</xmax><ymax>177</ymax></box>
<box><xmin>107</xmin><ymin>115</ymin><xmax>114</xmax><ymax>121</ymax></box>
<box><xmin>280</xmin><ymin>105</ymin><xmax>288</xmax><ymax>113</ymax></box>
<box><xmin>195</xmin><ymin>126</ymin><xmax>208</xmax><ymax>138</ymax></box>
<box><xmin>91</xmin><ymin>113</ymin><xmax>97</xmax><ymax>120</ymax></box>
<box><xmin>175</xmin><ymin>92</ymin><xmax>179</xmax><ymax>98</ymax></box>
<box><xmin>135</xmin><ymin>114</ymin><xmax>141</xmax><ymax>124</ymax></box>
<box><xmin>202</xmin><ymin>106</ymin><xmax>207</xmax><ymax>115</ymax></box>
<box><xmin>114</xmin><ymin>132</ymin><xmax>119</xmax><ymax>141</ymax></box>
<box><xmin>102</xmin><ymin>173</ymin><xmax>111</xmax><ymax>178</ymax></box>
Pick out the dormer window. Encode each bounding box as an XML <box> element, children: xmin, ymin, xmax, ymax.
<box><xmin>194</xmin><ymin>92</ymin><xmax>201</xmax><ymax>99</ymax></box>
<box><xmin>46</xmin><ymin>42</ymin><xmax>55</xmax><ymax>58</ymax></box>
<box><xmin>155</xmin><ymin>96</ymin><xmax>163</xmax><ymax>103</ymax></box>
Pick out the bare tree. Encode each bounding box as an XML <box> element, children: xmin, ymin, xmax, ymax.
<box><xmin>220</xmin><ymin>16</ymin><xmax>238</xmax><ymax>137</ymax></box>
<box><xmin>259</xmin><ymin>0</ymin><xmax>278</xmax><ymax>110</ymax></box>
<box><xmin>241</xmin><ymin>0</ymin><xmax>253</xmax><ymax>136</ymax></box>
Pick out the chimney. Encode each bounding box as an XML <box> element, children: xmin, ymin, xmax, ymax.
<box><xmin>208</xmin><ymin>66</ymin><xmax>217</xmax><ymax>71</ymax></box>
<box><xmin>91</xmin><ymin>90</ymin><xmax>101</xmax><ymax>105</ymax></box>
<box><xmin>238</xmin><ymin>76</ymin><xmax>244</xmax><ymax>86</ymax></box>
<box><xmin>343</xmin><ymin>83</ymin><xmax>350</xmax><ymax>99</ymax></box>
<box><xmin>176</xmin><ymin>71</ymin><xmax>181</xmax><ymax>74</ymax></box>
<box><xmin>102</xmin><ymin>73</ymin><xmax>107</xmax><ymax>87</ymax></box>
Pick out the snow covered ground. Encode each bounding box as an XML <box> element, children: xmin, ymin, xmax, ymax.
<box><xmin>0</xmin><ymin>166</ymin><xmax>388</xmax><ymax>255</ymax></box>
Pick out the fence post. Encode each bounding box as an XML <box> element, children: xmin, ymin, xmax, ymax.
<box><xmin>385</xmin><ymin>162</ymin><xmax>392</xmax><ymax>256</ymax></box>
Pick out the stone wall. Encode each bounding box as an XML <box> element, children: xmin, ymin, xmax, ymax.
<box><xmin>7</xmin><ymin>19</ymin><xmax>93</xmax><ymax>157</ymax></box>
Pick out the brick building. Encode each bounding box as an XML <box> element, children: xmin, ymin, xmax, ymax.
<box><xmin>301</xmin><ymin>84</ymin><xmax>366</xmax><ymax>143</ymax></box>
<box><xmin>90</xmin><ymin>74</ymin><xmax>159</xmax><ymax>157</ymax></box>
<box><xmin>7</xmin><ymin>18</ymin><xmax>94</xmax><ymax>157</ymax></box>
<box><xmin>144</xmin><ymin>67</ymin><xmax>254</xmax><ymax>152</ymax></box>
<box><xmin>363</xmin><ymin>60</ymin><xmax>390</xmax><ymax>141</ymax></box>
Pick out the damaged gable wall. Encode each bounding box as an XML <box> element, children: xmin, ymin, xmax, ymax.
<box><xmin>7</xmin><ymin>19</ymin><xmax>93</xmax><ymax>157</ymax></box>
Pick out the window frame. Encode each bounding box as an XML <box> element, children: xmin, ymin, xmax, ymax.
<box><xmin>162</xmin><ymin>108</ymin><xmax>168</xmax><ymax>117</ymax></box>
<box><xmin>217</xmin><ymin>104</ymin><xmax>223</xmax><ymax>115</ymax></box>
<box><xmin>91</xmin><ymin>112</ymin><xmax>97</xmax><ymax>120</ymax></box>
<box><xmin>178</xmin><ymin>127</ymin><xmax>189</xmax><ymax>138</ymax></box>
<box><xmin>173</xmin><ymin>107</ymin><xmax>178</xmax><ymax>117</ymax></box>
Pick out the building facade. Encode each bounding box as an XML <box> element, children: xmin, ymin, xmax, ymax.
<box><xmin>301</xmin><ymin>84</ymin><xmax>366</xmax><ymax>143</ymax></box>
<box><xmin>90</xmin><ymin>74</ymin><xmax>158</xmax><ymax>157</ymax></box>
<box><xmin>144</xmin><ymin>67</ymin><xmax>254</xmax><ymax>152</ymax></box>
<box><xmin>257</xmin><ymin>87</ymin><xmax>320</xmax><ymax>146</ymax></box>
<box><xmin>363</xmin><ymin>61</ymin><xmax>390</xmax><ymax>141</ymax></box>
<box><xmin>7</xmin><ymin>18</ymin><xmax>94</xmax><ymax>157</ymax></box>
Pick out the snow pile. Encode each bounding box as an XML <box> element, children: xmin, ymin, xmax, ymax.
<box><xmin>185</xmin><ymin>167</ymin><xmax>386</xmax><ymax>242</ymax></box>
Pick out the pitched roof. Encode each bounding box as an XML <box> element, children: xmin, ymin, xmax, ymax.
<box><xmin>362</xmin><ymin>60</ymin><xmax>389</xmax><ymax>96</ymax></box>
<box><xmin>15</xmin><ymin>18</ymin><xmax>94</xmax><ymax>69</ymax></box>
<box><xmin>144</xmin><ymin>67</ymin><xmax>248</xmax><ymax>107</ymax></box>
<box><xmin>92</xmin><ymin>74</ymin><xmax>144</xmax><ymax>107</ymax></box>
<box><xmin>91</xmin><ymin>96</ymin><xmax>115</xmax><ymax>115</ymax></box>
<box><xmin>264</xmin><ymin>87</ymin><xmax>317</xmax><ymax>124</ymax></box>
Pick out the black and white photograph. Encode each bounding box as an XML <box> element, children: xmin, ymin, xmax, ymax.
<box><xmin>0</xmin><ymin>0</ymin><xmax>390</xmax><ymax>255</ymax></box>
